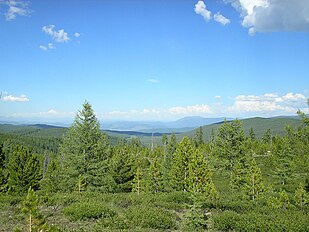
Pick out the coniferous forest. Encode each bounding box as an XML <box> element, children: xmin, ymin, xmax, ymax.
<box><xmin>0</xmin><ymin>101</ymin><xmax>309</xmax><ymax>231</ymax></box>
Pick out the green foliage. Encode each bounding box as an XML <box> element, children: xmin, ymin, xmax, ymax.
<box><xmin>193</xmin><ymin>126</ymin><xmax>204</xmax><ymax>148</ymax></box>
<box><xmin>111</xmin><ymin>145</ymin><xmax>135</xmax><ymax>192</ymax></box>
<box><xmin>183</xmin><ymin>194</ymin><xmax>208</xmax><ymax>231</ymax></box>
<box><xmin>22</xmin><ymin>187</ymin><xmax>48</xmax><ymax>232</ymax></box>
<box><xmin>132</xmin><ymin>167</ymin><xmax>143</xmax><ymax>195</ymax></box>
<box><xmin>169</xmin><ymin>137</ymin><xmax>193</xmax><ymax>191</ymax></box>
<box><xmin>188</xmin><ymin>149</ymin><xmax>218</xmax><ymax>200</ymax></box>
<box><xmin>41</xmin><ymin>158</ymin><xmax>61</xmax><ymax>193</ymax></box>
<box><xmin>63</xmin><ymin>201</ymin><xmax>116</xmax><ymax>221</ymax></box>
<box><xmin>8</xmin><ymin>146</ymin><xmax>42</xmax><ymax>192</ymax></box>
<box><xmin>243</xmin><ymin>159</ymin><xmax>264</xmax><ymax>201</ymax></box>
<box><xmin>147</xmin><ymin>156</ymin><xmax>164</xmax><ymax>193</ymax></box>
<box><xmin>60</xmin><ymin>101</ymin><xmax>111</xmax><ymax>191</ymax></box>
<box><xmin>214</xmin><ymin>119</ymin><xmax>246</xmax><ymax>172</ymax></box>
<box><xmin>126</xmin><ymin>205</ymin><xmax>176</xmax><ymax>230</ymax></box>
<box><xmin>294</xmin><ymin>183</ymin><xmax>307</xmax><ymax>209</ymax></box>
<box><xmin>76</xmin><ymin>174</ymin><xmax>87</xmax><ymax>192</ymax></box>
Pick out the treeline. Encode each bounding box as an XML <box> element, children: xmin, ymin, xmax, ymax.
<box><xmin>0</xmin><ymin>101</ymin><xmax>309</xmax><ymax>231</ymax></box>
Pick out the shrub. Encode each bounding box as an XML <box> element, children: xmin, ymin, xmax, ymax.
<box><xmin>63</xmin><ymin>201</ymin><xmax>116</xmax><ymax>221</ymax></box>
<box><xmin>126</xmin><ymin>205</ymin><xmax>177</xmax><ymax>230</ymax></box>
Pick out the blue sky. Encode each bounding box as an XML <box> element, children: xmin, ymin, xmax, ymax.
<box><xmin>0</xmin><ymin>0</ymin><xmax>309</xmax><ymax>122</ymax></box>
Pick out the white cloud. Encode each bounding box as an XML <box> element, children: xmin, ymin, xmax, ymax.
<box><xmin>228</xmin><ymin>0</ymin><xmax>309</xmax><ymax>35</ymax></box>
<box><xmin>39</xmin><ymin>43</ymin><xmax>55</xmax><ymax>51</ymax></box>
<box><xmin>228</xmin><ymin>92</ymin><xmax>308</xmax><ymax>114</ymax></box>
<box><xmin>214</xmin><ymin>95</ymin><xmax>221</xmax><ymax>100</ymax></box>
<box><xmin>74</xmin><ymin>32</ymin><xmax>81</xmax><ymax>38</ymax></box>
<box><xmin>194</xmin><ymin>0</ymin><xmax>212</xmax><ymax>22</ymax></box>
<box><xmin>2</xmin><ymin>94</ymin><xmax>29</xmax><ymax>102</ymax></box>
<box><xmin>11</xmin><ymin>109</ymin><xmax>75</xmax><ymax>118</ymax></box>
<box><xmin>42</xmin><ymin>25</ymin><xmax>70</xmax><ymax>43</ymax></box>
<box><xmin>3</xmin><ymin>0</ymin><xmax>31</xmax><ymax>21</ymax></box>
<box><xmin>168</xmin><ymin>104</ymin><xmax>212</xmax><ymax>115</ymax></box>
<box><xmin>214</xmin><ymin>12</ymin><xmax>231</xmax><ymax>25</ymax></box>
<box><xmin>147</xmin><ymin>79</ymin><xmax>159</xmax><ymax>84</ymax></box>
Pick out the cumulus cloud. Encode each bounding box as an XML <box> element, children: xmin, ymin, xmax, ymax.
<box><xmin>3</xmin><ymin>0</ymin><xmax>31</xmax><ymax>21</ymax></box>
<box><xmin>147</xmin><ymin>79</ymin><xmax>159</xmax><ymax>84</ymax></box>
<box><xmin>74</xmin><ymin>32</ymin><xmax>81</xmax><ymax>38</ymax></box>
<box><xmin>214</xmin><ymin>12</ymin><xmax>231</xmax><ymax>25</ymax></box>
<box><xmin>194</xmin><ymin>0</ymin><xmax>212</xmax><ymax>22</ymax></box>
<box><xmin>2</xmin><ymin>94</ymin><xmax>29</xmax><ymax>102</ymax></box>
<box><xmin>39</xmin><ymin>43</ymin><xmax>55</xmax><ymax>51</ymax></box>
<box><xmin>42</xmin><ymin>25</ymin><xmax>70</xmax><ymax>43</ymax></box>
<box><xmin>228</xmin><ymin>92</ymin><xmax>308</xmax><ymax>114</ymax></box>
<box><xmin>228</xmin><ymin>0</ymin><xmax>309</xmax><ymax>35</ymax></box>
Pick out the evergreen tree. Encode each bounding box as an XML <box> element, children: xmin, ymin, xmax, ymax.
<box><xmin>60</xmin><ymin>101</ymin><xmax>111</xmax><ymax>191</ymax></box>
<box><xmin>169</xmin><ymin>137</ymin><xmax>193</xmax><ymax>192</ymax></box>
<box><xmin>183</xmin><ymin>194</ymin><xmax>208</xmax><ymax>231</ymax></box>
<box><xmin>244</xmin><ymin>159</ymin><xmax>264</xmax><ymax>201</ymax></box>
<box><xmin>272</xmin><ymin>137</ymin><xmax>295</xmax><ymax>186</ymax></box>
<box><xmin>76</xmin><ymin>174</ymin><xmax>87</xmax><ymax>192</ymax></box>
<box><xmin>22</xmin><ymin>187</ymin><xmax>48</xmax><ymax>232</ymax></box>
<box><xmin>193</xmin><ymin>127</ymin><xmax>204</xmax><ymax>148</ymax></box>
<box><xmin>214</xmin><ymin>119</ymin><xmax>246</xmax><ymax>173</ymax></box>
<box><xmin>0</xmin><ymin>144</ymin><xmax>8</xmax><ymax>192</ymax></box>
<box><xmin>148</xmin><ymin>156</ymin><xmax>164</xmax><ymax>193</ymax></box>
<box><xmin>111</xmin><ymin>146</ymin><xmax>135</xmax><ymax>192</ymax></box>
<box><xmin>132</xmin><ymin>167</ymin><xmax>143</xmax><ymax>195</ymax></box>
<box><xmin>162</xmin><ymin>133</ymin><xmax>176</xmax><ymax>190</ymax></box>
<box><xmin>279</xmin><ymin>189</ymin><xmax>290</xmax><ymax>209</ymax></box>
<box><xmin>262</xmin><ymin>129</ymin><xmax>272</xmax><ymax>146</ymax></box>
<box><xmin>188</xmin><ymin>149</ymin><xmax>218</xmax><ymax>200</ymax></box>
<box><xmin>248</xmin><ymin>127</ymin><xmax>256</xmax><ymax>140</ymax></box>
<box><xmin>41</xmin><ymin>159</ymin><xmax>61</xmax><ymax>193</ymax></box>
<box><xmin>294</xmin><ymin>183</ymin><xmax>307</xmax><ymax>209</ymax></box>
<box><xmin>8</xmin><ymin>146</ymin><xmax>42</xmax><ymax>192</ymax></box>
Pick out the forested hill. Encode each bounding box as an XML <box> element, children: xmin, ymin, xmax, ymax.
<box><xmin>183</xmin><ymin>117</ymin><xmax>301</xmax><ymax>142</ymax></box>
<box><xmin>0</xmin><ymin>116</ymin><xmax>302</xmax><ymax>147</ymax></box>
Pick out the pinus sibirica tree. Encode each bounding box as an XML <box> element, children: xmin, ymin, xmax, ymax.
<box><xmin>8</xmin><ymin>146</ymin><xmax>42</xmax><ymax>192</ymax></box>
<box><xmin>22</xmin><ymin>187</ymin><xmax>48</xmax><ymax>232</ymax></box>
<box><xmin>132</xmin><ymin>167</ymin><xmax>143</xmax><ymax>195</ymax></box>
<box><xmin>60</xmin><ymin>101</ymin><xmax>111</xmax><ymax>191</ymax></box>
<box><xmin>188</xmin><ymin>149</ymin><xmax>218</xmax><ymax>200</ymax></box>
<box><xmin>169</xmin><ymin>137</ymin><xmax>194</xmax><ymax>192</ymax></box>
<box><xmin>244</xmin><ymin>159</ymin><xmax>264</xmax><ymax>201</ymax></box>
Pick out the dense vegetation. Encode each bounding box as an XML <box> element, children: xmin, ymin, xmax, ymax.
<box><xmin>0</xmin><ymin>101</ymin><xmax>308</xmax><ymax>231</ymax></box>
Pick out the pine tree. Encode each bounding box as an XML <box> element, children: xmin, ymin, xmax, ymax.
<box><xmin>41</xmin><ymin>158</ymin><xmax>61</xmax><ymax>193</ymax></box>
<box><xmin>162</xmin><ymin>133</ymin><xmax>176</xmax><ymax>191</ymax></box>
<box><xmin>279</xmin><ymin>189</ymin><xmax>290</xmax><ymax>209</ymax></box>
<box><xmin>0</xmin><ymin>144</ymin><xmax>8</xmax><ymax>192</ymax></box>
<box><xmin>111</xmin><ymin>146</ymin><xmax>135</xmax><ymax>192</ymax></box>
<box><xmin>183</xmin><ymin>194</ymin><xmax>208</xmax><ymax>231</ymax></box>
<box><xmin>60</xmin><ymin>101</ymin><xmax>111</xmax><ymax>191</ymax></box>
<box><xmin>8</xmin><ymin>146</ymin><xmax>42</xmax><ymax>192</ymax></box>
<box><xmin>148</xmin><ymin>156</ymin><xmax>164</xmax><ymax>193</ymax></box>
<box><xmin>214</xmin><ymin>119</ymin><xmax>246</xmax><ymax>173</ymax></box>
<box><xmin>188</xmin><ymin>149</ymin><xmax>218</xmax><ymax>200</ymax></box>
<box><xmin>294</xmin><ymin>183</ymin><xmax>307</xmax><ymax>209</ymax></box>
<box><xmin>248</xmin><ymin>127</ymin><xmax>256</xmax><ymax>140</ymax></box>
<box><xmin>76</xmin><ymin>174</ymin><xmax>87</xmax><ymax>192</ymax></box>
<box><xmin>169</xmin><ymin>137</ymin><xmax>193</xmax><ymax>191</ymax></box>
<box><xmin>244</xmin><ymin>159</ymin><xmax>264</xmax><ymax>201</ymax></box>
<box><xmin>193</xmin><ymin>127</ymin><xmax>204</xmax><ymax>148</ymax></box>
<box><xmin>22</xmin><ymin>187</ymin><xmax>48</xmax><ymax>232</ymax></box>
<box><xmin>132</xmin><ymin>167</ymin><xmax>143</xmax><ymax>195</ymax></box>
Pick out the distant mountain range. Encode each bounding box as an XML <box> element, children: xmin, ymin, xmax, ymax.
<box><xmin>101</xmin><ymin>116</ymin><xmax>232</xmax><ymax>132</ymax></box>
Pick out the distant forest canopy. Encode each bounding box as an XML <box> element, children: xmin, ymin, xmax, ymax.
<box><xmin>0</xmin><ymin>100</ymin><xmax>308</xmax><ymax>231</ymax></box>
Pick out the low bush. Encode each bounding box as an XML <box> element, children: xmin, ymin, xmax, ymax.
<box><xmin>63</xmin><ymin>201</ymin><xmax>116</xmax><ymax>221</ymax></box>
